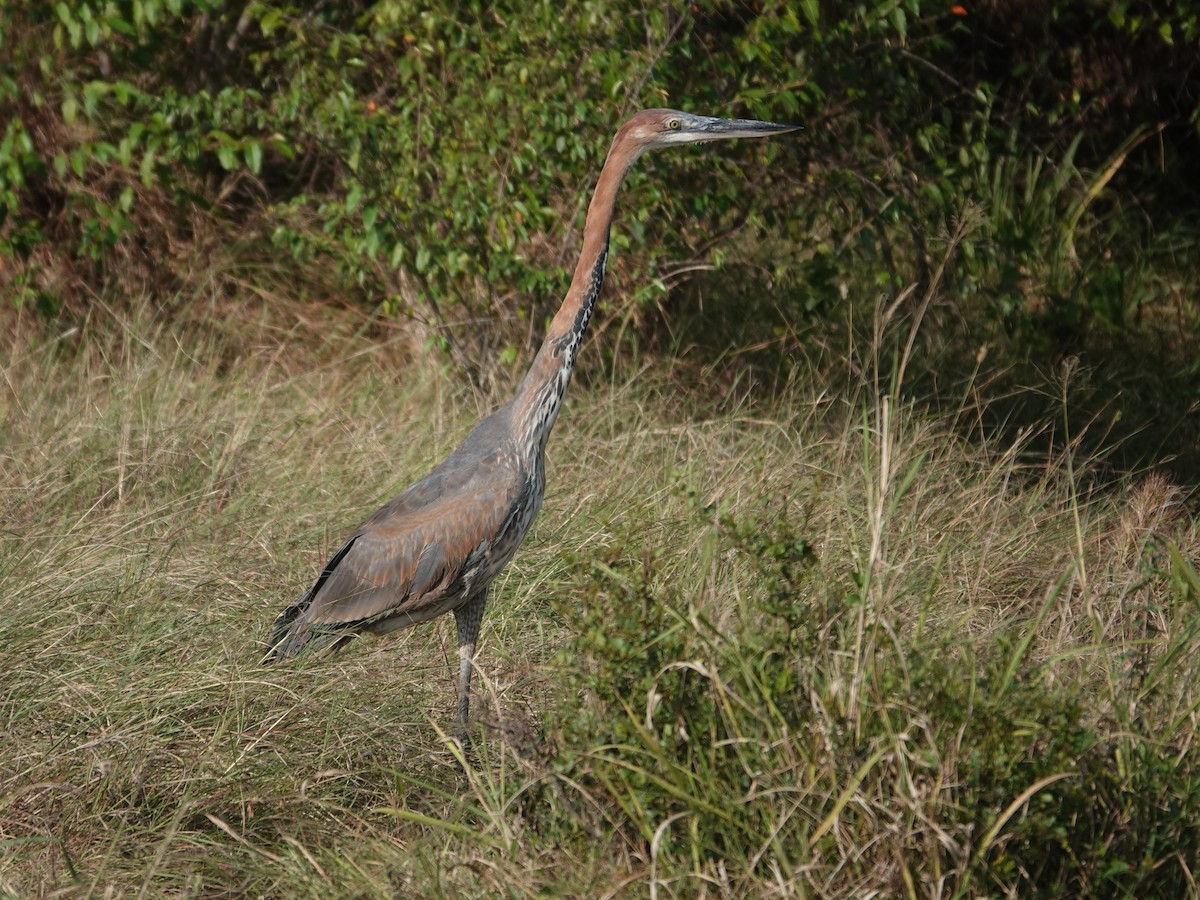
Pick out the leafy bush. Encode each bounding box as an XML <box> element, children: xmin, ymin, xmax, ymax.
<box><xmin>3</xmin><ymin>1</ymin><xmax>1197</xmax><ymax>375</ymax></box>
<box><xmin>5</xmin><ymin>4</ymin><xmax>1200</xmax><ymax>527</ymax></box>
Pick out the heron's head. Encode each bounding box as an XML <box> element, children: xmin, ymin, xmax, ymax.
<box><xmin>620</xmin><ymin>108</ymin><xmax>801</xmax><ymax>154</ymax></box>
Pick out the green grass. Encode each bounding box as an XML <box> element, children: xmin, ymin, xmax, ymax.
<box><xmin>2</xmin><ymin>297</ymin><xmax>1199</xmax><ymax>897</ymax></box>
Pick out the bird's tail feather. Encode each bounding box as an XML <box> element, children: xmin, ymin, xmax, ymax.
<box><xmin>264</xmin><ymin>594</ymin><xmax>361</xmax><ymax>663</ymax></box>
<box><xmin>265</xmin><ymin>536</ymin><xmax>361</xmax><ymax>663</ymax></box>
<box><xmin>263</xmin><ymin>601</ymin><xmax>307</xmax><ymax>663</ymax></box>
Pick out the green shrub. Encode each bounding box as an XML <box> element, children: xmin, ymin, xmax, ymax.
<box><xmin>2</xmin><ymin>1</ymin><xmax>1197</xmax><ymax>378</ymax></box>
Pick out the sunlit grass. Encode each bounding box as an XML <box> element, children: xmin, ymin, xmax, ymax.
<box><xmin>2</xmin><ymin>295</ymin><xmax>1198</xmax><ymax>897</ymax></box>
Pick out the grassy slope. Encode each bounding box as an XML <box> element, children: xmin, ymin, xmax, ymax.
<box><xmin>2</xmin><ymin>300</ymin><xmax>1199</xmax><ymax>897</ymax></box>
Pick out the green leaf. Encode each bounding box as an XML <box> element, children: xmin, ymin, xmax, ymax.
<box><xmin>244</xmin><ymin>141</ymin><xmax>262</xmax><ymax>175</ymax></box>
<box><xmin>139</xmin><ymin>147</ymin><xmax>157</xmax><ymax>185</ymax></box>
<box><xmin>260</xmin><ymin>9</ymin><xmax>282</xmax><ymax>36</ymax></box>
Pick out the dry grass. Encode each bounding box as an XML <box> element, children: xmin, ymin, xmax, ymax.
<box><xmin>2</xmin><ymin>293</ymin><xmax>1198</xmax><ymax>897</ymax></box>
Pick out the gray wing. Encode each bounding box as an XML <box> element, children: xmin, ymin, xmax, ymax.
<box><xmin>268</xmin><ymin>437</ymin><xmax>527</xmax><ymax>659</ymax></box>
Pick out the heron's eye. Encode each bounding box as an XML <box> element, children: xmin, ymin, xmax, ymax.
<box><xmin>667</xmin><ymin>118</ymin><xmax>681</xmax><ymax>130</ymax></box>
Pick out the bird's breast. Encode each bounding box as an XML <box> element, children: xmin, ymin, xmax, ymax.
<box><xmin>474</xmin><ymin>464</ymin><xmax>545</xmax><ymax>588</ymax></box>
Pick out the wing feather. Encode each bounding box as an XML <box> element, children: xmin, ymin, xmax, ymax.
<box><xmin>268</xmin><ymin>444</ymin><xmax>526</xmax><ymax>659</ymax></box>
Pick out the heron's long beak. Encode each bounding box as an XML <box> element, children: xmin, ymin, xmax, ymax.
<box><xmin>694</xmin><ymin>115</ymin><xmax>802</xmax><ymax>139</ymax></box>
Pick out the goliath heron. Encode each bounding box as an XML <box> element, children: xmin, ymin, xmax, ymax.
<box><xmin>266</xmin><ymin>109</ymin><xmax>799</xmax><ymax>737</ymax></box>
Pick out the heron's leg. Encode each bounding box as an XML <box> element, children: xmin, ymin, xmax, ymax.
<box><xmin>452</xmin><ymin>589</ymin><xmax>487</xmax><ymax>732</ymax></box>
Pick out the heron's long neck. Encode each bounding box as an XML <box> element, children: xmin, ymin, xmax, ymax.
<box><xmin>511</xmin><ymin>137</ymin><xmax>639</xmax><ymax>459</ymax></box>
